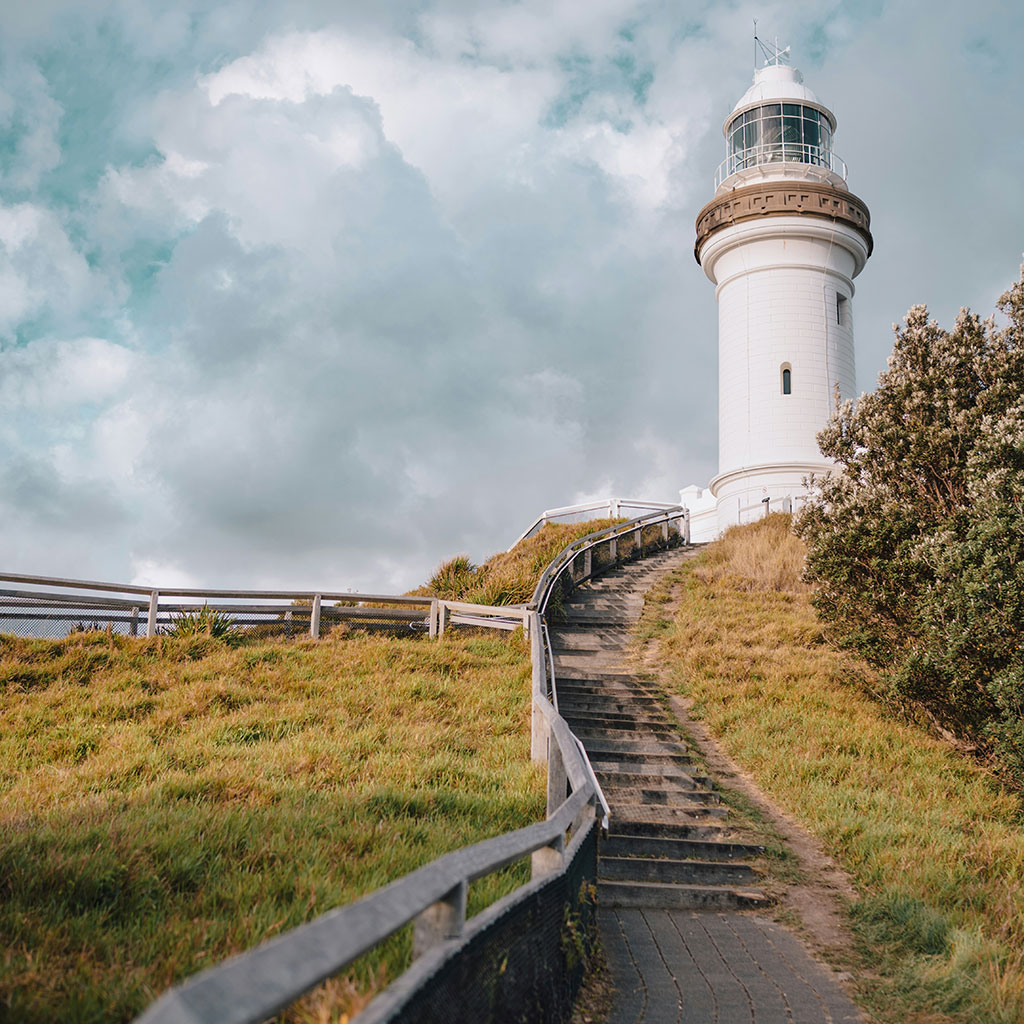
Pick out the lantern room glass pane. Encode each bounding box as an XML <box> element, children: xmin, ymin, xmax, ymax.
<box><xmin>725</xmin><ymin>103</ymin><xmax>836</xmax><ymax>178</ymax></box>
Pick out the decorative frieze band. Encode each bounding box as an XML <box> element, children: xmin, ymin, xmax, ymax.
<box><xmin>694</xmin><ymin>180</ymin><xmax>873</xmax><ymax>262</ymax></box>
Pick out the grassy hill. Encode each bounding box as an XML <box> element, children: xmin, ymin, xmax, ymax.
<box><xmin>648</xmin><ymin>516</ymin><xmax>1024</xmax><ymax>1024</ymax></box>
<box><xmin>0</xmin><ymin>517</ymin><xmax>622</xmax><ymax>1023</ymax></box>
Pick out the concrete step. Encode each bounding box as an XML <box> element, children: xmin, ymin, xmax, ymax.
<box><xmin>553</xmin><ymin>654</ymin><xmax>628</xmax><ymax>670</ymax></box>
<box><xmin>580</xmin><ymin>737</ymin><xmax>689</xmax><ymax>757</ymax></box>
<box><xmin>595</xmin><ymin>767</ymin><xmax>702</xmax><ymax>789</ymax></box>
<box><xmin>556</xmin><ymin>681</ymin><xmax>661</xmax><ymax>699</ymax></box>
<box><xmin>589</xmin><ymin>751</ymin><xmax>698</xmax><ymax>769</ymax></box>
<box><xmin>608</xmin><ymin>801</ymin><xmax>729</xmax><ymax>823</ymax></box>
<box><xmin>599</xmin><ymin>786</ymin><xmax>720</xmax><ymax>807</ymax></box>
<box><xmin>570</xmin><ymin>723</ymin><xmax>679</xmax><ymax>743</ymax></box>
<box><xmin>598</xmin><ymin>880</ymin><xmax>769</xmax><ymax>911</ymax></box>
<box><xmin>557</xmin><ymin>692</ymin><xmax>659</xmax><ymax>708</ymax></box>
<box><xmin>601</xmin><ymin>834</ymin><xmax>766</xmax><ymax>862</ymax></box>
<box><xmin>606</xmin><ymin>818</ymin><xmax>731</xmax><ymax>841</ymax></box>
<box><xmin>598</xmin><ymin>856</ymin><xmax>758</xmax><ymax>886</ymax></box>
<box><xmin>563</xmin><ymin>716</ymin><xmax>675</xmax><ymax>735</ymax></box>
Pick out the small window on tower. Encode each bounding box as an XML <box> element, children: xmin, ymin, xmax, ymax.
<box><xmin>837</xmin><ymin>294</ymin><xmax>848</xmax><ymax>326</ymax></box>
<box><xmin>781</xmin><ymin>364</ymin><xmax>792</xmax><ymax>395</ymax></box>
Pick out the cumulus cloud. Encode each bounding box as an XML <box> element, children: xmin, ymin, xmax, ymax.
<box><xmin>0</xmin><ymin>0</ymin><xmax>1021</xmax><ymax>591</ymax></box>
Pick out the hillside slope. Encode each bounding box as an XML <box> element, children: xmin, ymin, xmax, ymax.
<box><xmin>649</xmin><ymin>515</ymin><xmax>1024</xmax><ymax>1023</ymax></box>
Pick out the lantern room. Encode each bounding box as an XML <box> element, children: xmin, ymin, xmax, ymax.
<box><xmin>714</xmin><ymin>64</ymin><xmax>847</xmax><ymax>191</ymax></box>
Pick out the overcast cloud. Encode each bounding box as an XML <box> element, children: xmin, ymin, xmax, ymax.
<box><xmin>1</xmin><ymin>0</ymin><xmax>1022</xmax><ymax>592</ymax></box>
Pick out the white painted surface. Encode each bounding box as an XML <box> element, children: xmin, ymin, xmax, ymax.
<box><xmin>695</xmin><ymin>63</ymin><xmax>871</xmax><ymax>538</ymax></box>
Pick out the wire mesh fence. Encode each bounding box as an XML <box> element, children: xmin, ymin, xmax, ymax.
<box><xmin>372</xmin><ymin>823</ymin><xmax>598</xmax><ymax>1024</ymax></box>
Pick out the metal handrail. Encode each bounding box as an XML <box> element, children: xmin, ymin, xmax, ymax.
<box><xmin>129</xmin><ymin>503</ymin><xmax>691</xmax><ymax>1023</ymax></box>
<box><xmin>528</xmin><ymin>506</ymin><xmax>688</xmax><ymax>611</ymax></box>
<box><xmin>509</xmin><ymin>497</ymin><xmax>682</xmax><ymax>550</ymax></box>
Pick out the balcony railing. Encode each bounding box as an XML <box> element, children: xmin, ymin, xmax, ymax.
<box><xmin>715</xmin><ymin>144</ymin><xmax>848</xmax><ymax>190</ymax></box>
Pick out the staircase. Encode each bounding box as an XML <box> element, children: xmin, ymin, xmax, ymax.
<box><xmin>549</xmin><ymin>548</ymin><xmax>769</xmax><ymax>910</ymax></box>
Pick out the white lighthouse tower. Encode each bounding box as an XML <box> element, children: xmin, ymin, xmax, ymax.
<box><xmin>692</xmin><ymin>43</ymin><xmax>872</xmax><ymax>533</ymax></box>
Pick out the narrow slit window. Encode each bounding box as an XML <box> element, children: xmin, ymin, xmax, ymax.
<box><xmin>837</xmin><ymin>294</ymin><xmax>848</xmax><ymax>326</ymax></box>
<box><xmin>781</xmin><ymin>364</ymin><xmax>792</xmax><ymax>395</ymax></box>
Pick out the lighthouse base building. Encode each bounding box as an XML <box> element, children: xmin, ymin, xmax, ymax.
<box><xmin>680</xmin><ymin>57</ymin><xmax>872</xmax><ymax>541</ymax></box>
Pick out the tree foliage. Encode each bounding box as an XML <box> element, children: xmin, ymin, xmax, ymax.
<box><xmin>796</xmin><ymin>269</ymin><xmax>1024</xmax><ymax>778</ymax></box>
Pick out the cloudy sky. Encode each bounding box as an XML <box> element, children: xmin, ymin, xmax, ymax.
<box><xmin>1</xmin><ymin>0</ymin><xmax>1021</xmax><ymax>593</ymax></box>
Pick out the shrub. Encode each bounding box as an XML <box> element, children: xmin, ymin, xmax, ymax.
<box><xmin>796</xmin><ymin>268</ymin><xmax>1024</xmax><ymax>778</ymax></box>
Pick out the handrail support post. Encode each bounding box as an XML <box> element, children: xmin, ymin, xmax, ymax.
<box><xmin>412</xmin><ymin>880</ymin><xmax>467</xmax><ymax>958</ymax></box>
<box><xmin>531</xmin><ymin>831</ymin><xmax>565</xmax><ymax>878</ymax></box>
<box><xmin>309</xmin><ymin>594</ymin><xmax>322</xmax><ymax>639</ymax></box>
<box><xmin>146</xmin><ymin>591</ymin><xmax>159</xmax><ymax>638</ymax></box>
<box><xmin>546</xmin><ymin>738</ymin><xmax>567</xmax><ymax>817</ymax></box>
<box><xmin>428</xmin><ymin>599</ymin><xmax>439</xmax><ymax>639</ymax></box>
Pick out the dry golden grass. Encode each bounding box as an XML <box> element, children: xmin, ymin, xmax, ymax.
<box><xmin>655</xmin><ymin>517</ymin><xmax>1024</xmax><ymax>1023</ymax></box>
<box><xmin>0</xmin><ymin>628</ymin><xmax>543</xmax><ymax>1023</ymax></box>
<box><xmin>414</xmin><ymin>518</ymin><xmax>624</xmax><ymax>606</ymax></box>
<box><xmin>693</xmin><ymin>513</ymin><xmax>810</xmax><ymax>593</ymax></box>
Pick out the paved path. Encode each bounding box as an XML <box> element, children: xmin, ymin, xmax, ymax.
<box><xmin>551</xmin><ymin>546</ymin><xmax>863</xmax><ymax>1024</ymax></box>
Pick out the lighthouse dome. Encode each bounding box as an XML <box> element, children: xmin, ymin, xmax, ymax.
<box><xmin>728</xmin><ymin>65</ymin><xmax>834</xmax><ymax>128</ymax></box>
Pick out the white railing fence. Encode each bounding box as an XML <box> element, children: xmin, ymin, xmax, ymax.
<box><xmin>509</xmin><ymin>497</ymin><xmax>682</xmax><ymax>550</ymax></box>
<box><xmin>0</xmin><ymin>573</ymin><xmax>434</xmax><ymax>641</ymax></box>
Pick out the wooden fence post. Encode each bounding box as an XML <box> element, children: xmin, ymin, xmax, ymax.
<box><xmin>309</xmin><ymin>595</ymin><xmax>322</xmax><ymax>639</ymax></box>
<box><xmin>412</xmin><ymin>880</ymin><xmax>467</xmax><ymax>958</ymax></box>
<box><xmin>146</xmin><ymin>591</ymin><xmax>159</xmax><ymax>638</ymax></box>
<box><xmin>428</xmin><ymin>599</ymin><xmax>439</xmax><ymax>638</ymax></box>
<box><xmin>546</xmin><ymin>738</ymin><xmax>567</xmax><ymax>817</ymax></box>
<box><xmin>531</xmin><ymin>831</ymin><xmax>565</xmax><ymax>878</ymax></box>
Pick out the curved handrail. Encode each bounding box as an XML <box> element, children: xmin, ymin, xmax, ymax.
<box><xmin>528</xmin><ymin>505</ymin><xmax>687</xmax><ymax>611</ymax></box>
<box><xmin>131</xmin><ymin>503</ymin><xmax>691</xmax><ymax>1023</ymax></box>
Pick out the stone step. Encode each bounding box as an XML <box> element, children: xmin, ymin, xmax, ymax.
<box><xmin>562</xmin><ymin>616</ymin><xmax>639</xmax><ymax>627</ymax></box>
<box><xmin>589</xmin><ymin>751</ymin><xmax>698</xmax><ymax>769</ymax></box>
<box><xmin>601</xmin><ymin>834</ymin><xmax>766</xmax><ymax>862</ymax></box>
<box><xmin>554</xmin><ymin>670</ymin><xmax>643</xmax><ymax>683</ymax></box>
<box><xmin>570</xmin><ymin>723</ymin><xmax>679</xmax><ymax>743</ymax></box>
<box><xmin>598</xmin><ymin>856</ymin><xmax>758</xmax><ymax>887</ymax></box>
<box><xmin>552</xmin><ymin>654</ymin><xmax>627</xmax><ymax>670</ymax></box>
<box><xmin>595</xmin><ymin>767</ymin><xmax>702</xmax><ymax>789</ymax></box>
<box><xmin>607</xmin><ymin>818</ymin><xmax>733</xmax><ymax>841</ymax></box>
<box><xmin>599</xmin><ymin>786</ymin><xmax>720</xmax><ymax>807</ymax></box>
<box><xmin>556</xmin><ymin>681</ymin><xmax>661</xmax><ymax>699</ymax></box>
<box><xmin>562</xmin><ymin>713</ymin><xmax>674</xmax><ymax>733</ymax></box>
<box><xmin>597</xmin><ymin>880</ymin><xmax>769</xmax><ymax>911</ymax></box>
<box><xmin>558</xmin><ymin>694</ymin><xmax>664</xmax><ymax>712</ymax></box>
<box><xmin>565</xmin><ymin>597</ymin><xmax>644</xmax><ymax>610</ymax></box>
<box><xmin>608</xmin><ymin>801</ymin><xmax>729</xmax><ymax>823</ymax></box>
<box><xmin>560</xmin><ymin>705</ymin><xmax>666</xmax><ymax>724</ymax></box>
<box><xmin>580</xmin><ymin>737</ymin><xmax>689</xmax><ymax>757</ymax></box>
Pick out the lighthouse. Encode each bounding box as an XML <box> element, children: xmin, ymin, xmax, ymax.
<box><xmin>692</xmin><ymin>44</ymin><xmax>872</xmax><ymax>534</ymax></box>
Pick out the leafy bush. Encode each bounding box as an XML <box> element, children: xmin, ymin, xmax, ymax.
<box><xmin>796</xmin><ymin>269</ymin><xmax>1024</xmax><ymax>778</ymax></box>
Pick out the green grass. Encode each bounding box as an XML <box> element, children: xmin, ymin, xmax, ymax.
<box><xmin>0</xmin><ymin>627</ymin><xmax>543</xmax><ymax>1023</ymax></box>
<box><xmin>651</xmin><ymin>516</ymin><xmax>1024</xmax><ymax>1023</ymax></box>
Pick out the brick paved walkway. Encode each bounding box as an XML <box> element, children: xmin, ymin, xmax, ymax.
<box><xmin>600</xmin><ymin>909</ymin><xmax>862</xmax><ymax>1024</ymax></box>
